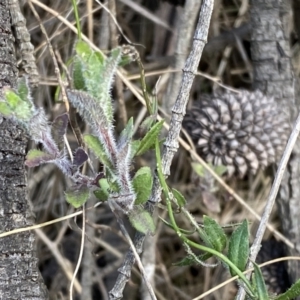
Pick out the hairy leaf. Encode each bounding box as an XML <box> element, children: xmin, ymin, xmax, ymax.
<box><xmin>17</xmin><ymin>77</ymin><xmax>32</xmax><ymax>104</ymax></box>
<box><xmin>0</xmin><ymin>101</ymin><xmax>13</xmax><ymax>116</ymax></box>
<box><xmin>129</xmin><ymin>207</ymin><xmax>155</xmax><ymax>234</ymax></box>
<box><xmin>67</xmin><ymin>90</ymin><xmax>117</xmax><ymax>164</ymax></box>
<box><xmin>65</xmin><ymin>185</ymin><xmax>90</xmax><ymax>208</ymax></box>
<box><xmin>73</xmin><ymin>148</ymin><xmax>88</xmax><ymax>167</ymax></box>
<box><xmin>130</xmin><ymin>140</ymin><xmax>141</xmax><ymax>159</ymax></box>
<box><xmin>253</xmin><ymin>262</ymin><xmax>269</xmax><ymax>300</ymax></box>
<box><xmin>3</xmin><ymin>89</ymin><xmax>32</xmax><ymax>121</ymax></box>
<box><xmin>203</xmin><ymin>215</ymin><xmax>227</xmax><ymax>252</ymax></box>
<box><xmin>72</xmin><ymin>57</ymin><xmax>86</xmax><ymax>91</ymax></box>
<box><xmin>118</xmin><ymin>117</ymin><xmax>134</xmax><ymax>150</ymax></box>
<box><xmin>73</xmin><ymin>41</ymin><xmax>120</xmax><ymax>123</ymax></box>
<box><xmin>133</xmin><ymin>167</ymin><xmax>153</xmax><ymax>205</ymax></box>
<box><xmin>228</xmin><ymin>220</ymin><xmax>249</xmax><ymax>276</ymax></box>
<box><xmin>84</xmin><ymin>134</ymin><xmax>113</xmax><ymax>169</ymax></box>
<box><xmin>136</xmin><ymin>120</ymin><xmax>164</xmax><ymax>156</ymax></box>
<box><xmin>25</xmin><ymin>149</ymin><xmax>55</xmax><ymax>167</ymax></box>
<box><xmin>75</xmin><ymin>40</ymin><xmax>94</xmax><ymax>59</ymax></box>
<box><xmin>274</xmin><ymin>279</ymin><xmax>300</xmax><ymax>300</ymax></box>
<box><xmin>94</xmin><ymin>178</ymin><xmax>110</xmax><ymax>201</ymax></box>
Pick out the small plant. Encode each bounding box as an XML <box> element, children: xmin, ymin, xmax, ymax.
<box><xmin>1</xmin><ymin>40</ymin><xmax>299</xmax><ymax>300</ymax></box>
<box><xmin>155</xmin><ymin>140</ymin><xmax>300</xmax><ymax>300</ymax></box>
<box><xmin>0</xmin><ymin>41</ymin><xmax>162</xmax><ymax>235</ymax></box>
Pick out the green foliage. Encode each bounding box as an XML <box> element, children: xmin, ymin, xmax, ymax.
<box><xmin>94</xmin><ymin>178</ymin><xmax>110</xmax><ymax>202</ymax></box>
<box><xmin>72</xmin><ymin>41</ymin><xmax>121</xmax><ymax>123</ymax></box>
<box><xmin>25</xmin><ymin>149</ymin><xmax>54</xmax><ymax>167</ymax></box>
<box><xmin>191</xmin><ymin>162</ymin><xmax>227</xmax><ymax>177</ymax></box>
<box><xmin>203</xmin><ymin>216</ymin><xmax>227</xmax><ymax>253</ymax></box>
<box><xmin>129</xmin><ymin>206</ymin><xmax>155</xmax><ymax>234</ymax></box>
<box><xmin>118</xmin><ymin>117</ymin><xmax>134</xmax><ymax>150</ymax></box>
<box><xmin>133</xmin><ymin>167</ymin><xmax>153</xmax><ymax>205</ymax></box>
<box><xmin>84</xmin><ymin>134</ymin><xmax>113</xmax><ymax>169</ymax></box>
<box><xmin>0</xmin><ymin>101</ymin><xmax>13</xmax><ymax>116</ymax></box>
<box><xmin>228</xmin><ymin>220</ymin><xmax>249</xmax><ymax>276</ymax></box>
<box><xmin>136</xmin><ymin>120</ymin><xmax>164</xmax><ymax>156</ymax></box>
<box><xmin>65</xmin><ymin>185</ymin><xmax>90</xmax><ymax>208</ymax></box>
<box><xmin>172</xmin><ymin>188</ymin><xmax>186</xmax><ymax>207</ymax></box>
<box><xmin>2</xmin><ymin>78</ymin><xmax>34</xmax><ymax>121</ymax></box>
<box><xmin>274</xmin><ymin>279</ymin><xmax>300</xmax><ymax>300</ymax></box>
<box><xmin>252</xmin><ymin>262</ymin><xmax>269</xmax><ymax>300</ymax></box>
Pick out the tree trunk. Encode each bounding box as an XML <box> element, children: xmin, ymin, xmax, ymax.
<box><xmin>0</xmin><ymin>0</ymin><xmax>48</xmax><ymax>299</ymax></box>
<box><xmin>250</xmin><ymin>0</ymin><xmax>300</xmax><ymax>285</ymax></box>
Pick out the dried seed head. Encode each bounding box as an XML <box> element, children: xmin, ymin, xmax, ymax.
<box><xmin>183</xmin><ymin>90</ymin><xmax>290</xmax><ymax>177</ymax></box>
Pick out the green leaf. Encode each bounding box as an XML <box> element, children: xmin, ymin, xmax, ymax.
<box><xmin>203</xmin><ymin>216</ymin><xmax>227</xmax><ymax>252</ymax></box>
<box><xmin>84</xmin><ymin>134</ymin><xmax>113</xmax><ymax>169</ymax></box>
<box><xmin>74</xmin><ymin>41</ymin><xmax>116</xmax><ymax>122</ymax></box>
<box><xmin>65</xmin><ymin>185</ymin><xmax>90</xmax><ymax>208</ymax></box>
<box><xmin>17</xmin><ymin>77</ymin><xmax>31</xmax><ymax>102</ymax></box>
<box><xmin>253</xmin><ymin>262</ymin><xmax>269</xmax><ymax>300</ymax></box>
<box><xmin>133</xmin><ymin>167</ymin><xmax>153</xmax><ymax>205</ymax></box>
<box><xmin>75</xmin><ymin>40</ymin><xmax>94</xmax><ymax>60</ymax></box>
<box><xmin>140</xmin><ymin>115</ymin><xmax>156</xmax><ymax>133</ymax></box>
<box><xmin>274</xmin><ymin>279</ymin><xmax>300</xmax><ymax>300</ymax></box>
<box><xmin>14</xmin><ymin>100</ymin><xmax>32</xmax><ymax>120</ymax></box>
<box><xmin>94</xmin><ymin>178</ymin><xmax>110</xmax><ymax>201</ymax></box>
<box><xmin>228</xmin><ymin>220</ymin><xmax>249</xmax><ymax>276</ymax></box>
<box><xmin>3</xmin><ymin>88</ymin><xmax>32</xmax><ymax>121</ymax></box>
<box><xmin>4</xmin><ymin>89</ymin><xmax>21</xmax><ymax>109</ymax></box>
<box><xmin>129</xmin><ymin>207</ymin><xmax>155</xmax><ymax>234</ymax></box>
<box><xmin>25</xmin><ymin>149</ymin><xmax>54</xmax><ymax>167</ymax></box>
<box><xmin>136</xmin><ymin>120</ymin><xmax>164</xmax><ymax>156</ymax></box>
<box><xmin>72</xmin><ymin>57</ymin><xmax>86</xmax><ymax>91</ymax></box>
<box><xmin>191</xmin><ymin>162</ymin><xmax>205</xmax><ymax>177</ymax></box>
<box><xmin>118</xmin><ymin>117</ymin><xmax>134</xmax><ymax>150</ymax></box>
<box><xmin>130</xmin><ymin>140</ymin><xmax>141</xmax><ymax>159</ymax></box>
<box><xmin>0</xmin><ymin>101</ymin><xmax>12</xmax><ymax>116</ymax></box>
<box><xmin>214</xmin><ymin>164</ymin><xmax>227</xmax><ymax>176</ymax></box>
<box><xmin>172</xmin><ymin>188</ymin><xmax>186</xmax><ymax>207</ymax></box>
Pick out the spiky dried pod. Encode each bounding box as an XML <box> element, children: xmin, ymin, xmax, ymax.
<box><xmin>183</xmin><ymin>90</ymin><xmax>290</xmax><ymax>177</ymax></box>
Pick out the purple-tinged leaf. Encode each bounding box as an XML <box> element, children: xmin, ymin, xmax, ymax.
<box><xmin>51</xmin><ymin>113</ymin><xmax>69</xmax><ymax>151</ymax></box>
<box><xmin>65</xmin><ymin>184</ymin><xmax>90</xmax><ymax>208</ymax></box>
<box><xmin>73</xmin><ymin>147</ymin><xmax>88</xmax><ymax>167</ymax></box>
<box><xmin>25</xmin><ymin>149</ymin><xmax>55</xmax><ymax>167</ymax></box>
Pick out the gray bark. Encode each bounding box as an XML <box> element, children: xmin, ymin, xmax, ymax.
<box><xmin>0</xmin><ymin>0</ymin><xmax>48</xmax><ymax>299</ymax></box>
<box><xmin>250</xmin><ymin>0</ymin><xmax>300</xmax><ymax>285</ymax></box>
